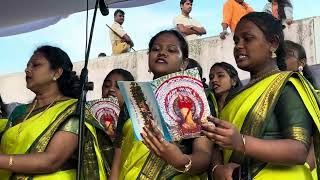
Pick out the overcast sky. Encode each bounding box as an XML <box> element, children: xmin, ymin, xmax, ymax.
<box><xmin>0</xmin><ymin>0</ymin><xmax>319</xmax><ymax>75</ymax></box>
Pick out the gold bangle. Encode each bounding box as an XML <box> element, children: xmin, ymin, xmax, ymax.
<box><xmin>241</xmin><ymin>134</ymin><xmax>246</xmax><ymax>156</ymax></box>
<box><xmin>8</xmin><ymin>156</ymin><xmax>13</xmax><ymax>167</ymax></box>
<box><xmin>211</xmin><ymin>164</ymin><xmax>220</xmax><ymax>175</ymax></box>
<box><xmin>174</xmin><ymin>155</ymin><xmax>192</xmax><ymax>173</ymax></box>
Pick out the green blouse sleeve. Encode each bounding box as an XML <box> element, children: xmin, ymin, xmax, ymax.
<box><xmin>59</xmin><ymin>116</ymin><xmax>79</xmax><ymax>135</ymax></box>
<box><xmin>274</xmin><ymin>83</ymin><xmax>313</xmax><ymax>148</ymax></box>
<box><xmin>9</xmin><ymin>105</ymin><xmax>27</xmax><ymax>123</ymax></box>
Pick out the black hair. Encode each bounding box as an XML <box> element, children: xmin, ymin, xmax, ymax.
<box><xmin>284</xmin><ymin>40</ymin><xmax>316</xmax><ymax>86</ymax></box>
<box><xmin>186</xmin><ymin>58</ymin><xmax>203</xmax><ymax>78</ymax></box>
<box><xmin>268</xmin><ymin>0</ymin><xmax>293</xmax><ymax>20</ymax></box>
<box><xmin>148</xmin><ymin>30</ymin><xmax>189</xmax><ymax>60</ymax></box>
<box><xmin>0</xmin><ymin>96</ymin><xmax>7</xmax><ymax>118</ymax></box>
<box><xmin>98</xmin><ymin>53</ymin><xmax>106</xmax><ymax>57</ymax></box>
<box><xmin>239</xmin><ymin>12</ymin><xmax>287</xmax><ymax>70</ymax></box>
<box><xmin>210</xmin><ymin>62</ymin><xmax>243</xmax><ymax>103</ymax></box>
<box><xmin>186</xmin><ymin>58</ymin><xmax>209</xmax><ymax>88</ymax></box>
<box><xmin>180</xmin><ymin>0</ymin><xmax>193</xmax><ymax>5</ymax></box>
<box><xmin>104</xmin><ymin>68</ymin><xmax>135</xmax><ymax>83</ymax></box>
<box><xmin>33</xmin><ymin>45</ymin><xmax>81</xmax><ymax>99</ymax></box>
<box><xmin>114</xmin><ymin>9</ymin><xmax>124</xmax><ymax>17</ymax></box>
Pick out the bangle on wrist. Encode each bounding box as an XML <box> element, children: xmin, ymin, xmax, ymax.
<box><xmin>174</xmin><ymin>155</ymin><xmax>192</xmax><ymax>173</ymax></box>
<box><xmin>8</xmin><ymin>155</ymin><xmax>13</xmax><ymax>167</ymax></box>
<box><xmin>241</xmin><ymin>134</ymin><xmax>246</xmax><ymax>156</ymax></box>
<box><xmin>211</xmin><ymin>164</ymin><xmax>220</xmax><ymax>174</ymax></box>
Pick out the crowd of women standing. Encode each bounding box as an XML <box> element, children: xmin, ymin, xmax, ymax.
<box><xmin>0</xmin><ymin>10</ymin><xmax>319</xmax><ymax>180</ymax></box>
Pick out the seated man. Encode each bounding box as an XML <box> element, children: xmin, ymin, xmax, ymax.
<box><xmin>173</xmin><ymin>0</ymin><xmax>206</xmax><ymax>41</ymax></box>
<box><xmin>109</xmin><ymin>9</ymin><xmax>134</xmax><ymax>55</ymax></box>
<box><xmin>220</xmin><ymin>0</ymin><xmax>254</xmax><ymax>39</ymax></box>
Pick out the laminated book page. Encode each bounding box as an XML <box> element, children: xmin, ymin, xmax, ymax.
<box><xmin>86</xmin><ymin>97</ymin><xmax>120</xmax><ymax>140</ymax></box>
<box><xmin>152</xmin><ymin>68</ymin><xmax>210</xmax><ymax>141</ymax></box>
<box><xmin>118</xmin><ymin>81</ymin><xmax>171</xmax><ymax>141</ymax></box>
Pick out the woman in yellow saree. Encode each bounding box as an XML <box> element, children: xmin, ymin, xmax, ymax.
<box><xmin>284</xmin><ymin>40</ymin><xmax>319</xmax><ymax>180</ymax></box>
<box><xmin>101</xmin><ymin>69</ymin><xmax>135</xmax><ymax>180</ymax></box>
<box><xmin>202</xmin><ymin>12</ymin><xmax>320</xmax><ymax>180</ymax></box>
<box><xmin>0</xmin><ymin>45</ymin><xmax>107</xmax><ymax>180</ymax></box>
<box><xmin>207</xmin><ymin>62</ymin><xmax>243</xmax><ymax>116</ymax></box>
<box><xmin>116</xmin><ymin>30</ymin><xmax>212</xmax><ymax>180</ymax></box>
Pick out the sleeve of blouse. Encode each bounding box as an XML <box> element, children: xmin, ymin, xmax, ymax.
<box><xmin>59</xmin><ymin>116</ymin><xmax>79</xmax><ymax>135</ymax></box>
<box><xmin>274</xmin><ymin>83</ymin><xmax>313</xmax><ymax>149</ymax></box>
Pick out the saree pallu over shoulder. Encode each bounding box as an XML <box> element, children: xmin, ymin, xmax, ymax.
<box><xmin>220</xmin><ymin>72</ymin><xmax>320</xmax><ymax>179</ymax></box>
<box><xmin>0</xmin><ymin>99</ymin><xmax>78</xmax><ymax>180</ymax></box>
<box><xmin>119</xmin><ymin>120</ymin><xmax>207</xmax><ymax>180</ymax></box>
<box><xmin>206</xmin><ymin>90</ymin><xmax>219</xmax><ymax>117</ymax></box>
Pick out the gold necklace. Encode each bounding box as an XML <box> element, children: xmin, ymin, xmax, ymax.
<box><xmin>241</xmin><ymin>68</ymin><xmax>280</xmax><ymax>91</ymax></box>
<box><xmin>15</xmin><ymin>95</ymin><xmax>61</xmax><ymax>140</ymax></box>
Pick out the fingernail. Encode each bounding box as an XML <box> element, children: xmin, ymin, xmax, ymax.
<box><xmin>140</xmin><ymin>132</ymin><xmax>145</xmax><ymax>138</ymax></box>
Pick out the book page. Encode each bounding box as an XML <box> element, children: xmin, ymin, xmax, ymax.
<box><xmin>86</xmin><ymin>97</ymin><xmax>120</xmax><ymax>140</ymax></box>
<box><xmin>152</xmin><ymin>68</ymin><xmax>210</xmax><ymax>141</ymax></box>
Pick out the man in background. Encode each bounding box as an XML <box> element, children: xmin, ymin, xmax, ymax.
<box><xmin>109</xmin><ymin>9</ymin><xmax>134</xmax><ymax>55</ymax></box>
<box><xmin>220</xmin><ymin>0</ymin><xmax>254</xmax><ymax>39</ymax></box>
<box><xmin>173</xmin><ymin>0</ymin><xmax>206</xmax><ymax>41</ymax></box>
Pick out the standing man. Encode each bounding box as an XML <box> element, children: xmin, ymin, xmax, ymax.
<box><xmin>109</xmin><ymin>9</ymin><xmax>134</xmax><ymax>55</ymax></box>
<box><xmin>220</xmin><ymin>0</ymin><xmax>254</xmax><ymax>39</ymax></box>
<box><xmin>173</xmin><ymin>0</ymin><xmax>206</xmax><ymax>41</ymax></box>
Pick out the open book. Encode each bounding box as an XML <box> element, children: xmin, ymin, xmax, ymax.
<box><xmin>85</xmin><ymin>97</ymin><xmax>120</xmax><ymax>141</ymax></box>
<box><xmin>118</xmin><ymin>68</ymin><xmax>210</xmax><ymax>142</ymax></box>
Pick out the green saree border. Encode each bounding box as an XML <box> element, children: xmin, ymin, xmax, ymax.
<box><xmin>137</xmin><ymin>153</ymin><xmax>180</xmax><ymax>180</ymax></box>
<box><xmin>11</xmin><ymin>101</ymin><xmax>77</xmax><ymax>180</ymax></box>
<box><xmin>229</xmin><ymin>72</ymin><xmax>292</xmax><ymax>177</ymax></box>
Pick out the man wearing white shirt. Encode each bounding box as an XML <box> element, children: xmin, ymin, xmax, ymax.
<box><xmin>173</xmin><ymin>0</ymin><xmax>206</xmax><ymax>41</ymax></box>
<box><xmin>109</xmin><ymin>9</ymin><xmax>134</xmax><ymax>55</ymax></box>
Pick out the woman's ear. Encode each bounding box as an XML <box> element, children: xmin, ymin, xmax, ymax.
<box><xmin>53</xmin><ymin>67</ymin><xmax>63</xmax><ymax>80</ymax></box>
<box><xmin>298</xmin><ymin>58</ymin><xmax>306</xmax><ymax>67</ymax></box>
<box><xmin>231</xmin><ymin>78</ymin><xmax>237</xmax><ymax>87</ymax></box>
<box><xmin>270</xmin><ymin>35</ymin><xmax>280</xmax><ymax>52</ymax></box>
<box><xmin>180</xmin><ymin>58</ymin><xmax>189</xmax><ymax>71</ymax></box>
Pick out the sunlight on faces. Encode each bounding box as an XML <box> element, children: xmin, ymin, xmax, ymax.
<box><xmin>148</xmin><ymin>33</ymin><xmax>185</xmax><ymax>78</ymax></box>
<box><xmin>25</xmin><ymin>52</ymin><xmax>57</xmax><ymax>92</ymax></box>
<box><xmin>233</xmin><ymin>20</ymin><xmax>275</xmax><ymax>73</ymax></box>
<box><xmin>209</xmin><ymin>66</ymin><xmax>234</xmax><ymax>97</ymax></box>
<box><xmin>102</xmin><ymin>73</ymin><xmax>126</xmax><ymax>107</ymax></box>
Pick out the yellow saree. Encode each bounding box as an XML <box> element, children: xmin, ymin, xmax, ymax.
<box><xmin>0</xmin><ymin>99</ymin><xmax>108</xmax><ymax>180</ymax></box>
<box><xmin>0</xmin><ymin>99</ymin><xmax>78</xmax><ymax>179</ymax></box>
<box><xmin>119</xmin><ymin>119</ymin><xmax>207</xmax><ymax>180</ymax></box>
<box><xmin>220</xmin><ymin>72</ymin><xmax>320</xmax><ymax>180</ymax></box>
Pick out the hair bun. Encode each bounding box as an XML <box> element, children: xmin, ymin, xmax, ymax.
<box><xmin>58</xmin><ymin>70</ymin><xmax>81</xmax><ymax>99</ymax></box>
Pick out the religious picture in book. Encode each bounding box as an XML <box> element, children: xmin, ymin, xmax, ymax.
<box><xmin>118</xmin><ymin>68</ymin><xmax>210</xmax><ymax>142</ymax></box>
<box><xmin>86</xmin><ymin>97</ymin><xmax>120</xmax><ymax>140</ymax></box>
<box><xmin>152</xmin><ymin>68</ymin><xmax>210</xmax><ymax>141</ymax></box>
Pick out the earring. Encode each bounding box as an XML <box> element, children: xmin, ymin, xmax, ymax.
<box><xmin>53</xmin><ymin>77</ymin><xmax>57</xmax><ymax>81</ymax></box>
<box><xmin>270</xmin><ymin>48</ymin><xmax>277</xmax><ymax>59</ymax></box>
<box><xmin>298</xmin><ymin>65</ymin><xmax>303</xmax><ymax>73</ymax></box>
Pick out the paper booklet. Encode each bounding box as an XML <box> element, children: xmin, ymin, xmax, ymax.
<box><xmin>118</xmin><ymin>68</ymin><xmax>210</xmax><ymax>142</ymax></box>
<box><xmin>85</xmin><ymin>97</ymin><xmax>120</xmax><ymax>140</ymax></box>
